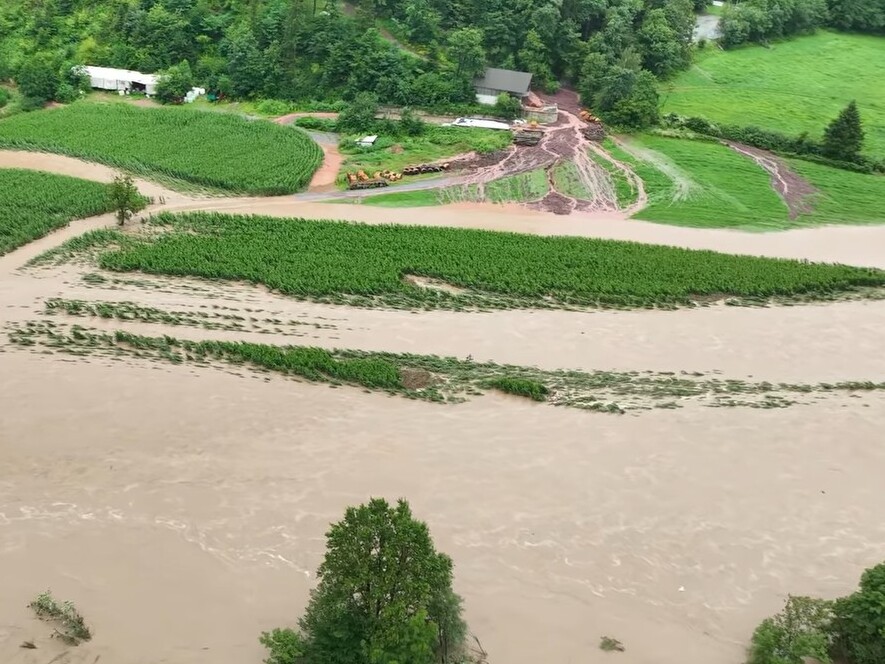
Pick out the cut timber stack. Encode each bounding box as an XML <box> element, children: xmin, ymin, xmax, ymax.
<box><xmin>578</xmin><ymin>108</ymin><xmax>606</xmax><ymax>141</ymax></box>
<box><xmin>402</xmin><ymin>163</ymin><xmax>450</xmax><ymax>175</ymax></box>
<box><xmin>513</xmin><ymin>129</ymin><xmax>544</xmax><ymax>146</ymax></box>
<box><xmin>581</xmin><ymin>123</ymin><xmax>605</xmax><ymax>141</ymax></box>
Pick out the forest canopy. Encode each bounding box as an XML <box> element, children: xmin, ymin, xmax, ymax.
<box><xmin>0</xmin><ymin>0</ymin><xmax>881</xmax><ymax>122</ymax></box>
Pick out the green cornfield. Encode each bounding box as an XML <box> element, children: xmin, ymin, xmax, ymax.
<box><xmin>0</xmin><ymin>103</ymin><xmax>323</xmax><ymax>194</ymax></box>
<box><xmin>0</xmin><ymin>168</ymin><xmax>115</xmax><ymax>255</ymax></box>
<box><xmin>94</xmin><ymin>212</ymin><xmax>885</xmax><ymax>308</ymax></box>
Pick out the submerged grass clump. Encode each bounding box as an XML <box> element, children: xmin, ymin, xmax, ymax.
<box><xmin>30</xmin><ymin>590</ymin><xmax>91</xmax><ymax>645</ymax></box>
<box><xmin>485</xmin><ymin>376</ymin><xmax>549</xmax><ymax>401</ymax></box>
<box><xmin>9</xmin><ymin>321</ymin><xmax>885</xmax><ymax>414</ymax></box>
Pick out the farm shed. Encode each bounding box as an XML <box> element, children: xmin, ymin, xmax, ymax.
<box><xmin>474</xmin><ymin>68</ymin><xmax>533</xmax><ymax>106</ymax></box>
<box><xmin>79</xmin><ymin>66</ymin><xmax>159</xmax><ymax>96</ymax></box>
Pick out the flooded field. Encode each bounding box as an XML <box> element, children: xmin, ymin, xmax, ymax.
<box><xmin>2</xmin><ymin>353</ymin><xmax>884</xmax><ymax>664</ymax></box>
<box><xmin>2</xmin><ymin>150</ymin><xmax>884</xmax><ymax>664</ymax></box>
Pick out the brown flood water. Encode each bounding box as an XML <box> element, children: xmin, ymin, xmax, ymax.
<box><xmin>2</xmin><ymin>353</ymin><xmax>884</xmax><ymax>664</ymax></box>
<box><xmin>2</xmin><ymin>150</ymin><xmax>885</xmax><ymax>664</ymax></box>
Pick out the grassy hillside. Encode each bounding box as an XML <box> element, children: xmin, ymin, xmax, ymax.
<box><xmin>0</xmin><ymin>168</ymin><xmax>122</xmax><ymax>255</ymax></box>
<box><xmin>611</xmin><ymin>136</ymin><xmax>790</xmax><ymax>229</ymax></box>
<box><xmin>0</xmin><ymin>103</ymin><xmax>322</xmax><ymax>194</ymax></box>
<box><xmin>661</xmin><ymin>32</ymin><xmax>885</xmax><ymax>156</ymax></box>
<box><xmin>609</xmin><ymin>136</ymin><xmax>885</xmax><ymax>230</ymax></box>
<box><xmin>791</xmin><ymin>160</ymin><xmax>885</xmax><ymax>226</ymax></box>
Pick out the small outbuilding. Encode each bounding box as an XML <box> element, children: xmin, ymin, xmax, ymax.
<box><xmin>473</xmin><ymin>68</ymin><xmax>533</xmax><ymax>106</ymax></box>
<box><xmin>80</xmin><ymin>66</ymin><xmax>159</xmax><ymax>96</ymax></box>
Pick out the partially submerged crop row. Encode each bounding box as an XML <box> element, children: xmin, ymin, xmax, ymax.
<box><xmin>27</xmin><ymin>211</ymin><xmax>885</xmax><ymax>311</ymax></box>
<box><xmin>7</xmin><ymin>321</ymin><xmax>885</xmax><ymax>414</ymax></box>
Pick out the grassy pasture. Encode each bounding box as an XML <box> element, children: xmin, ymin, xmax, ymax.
<box><xmin>0</xmin><ymin>103</ymin><xmax>323</xmax><ymax>194</ymax></box>
<box><xmin>51</xmin><ymin>211</ymin><xmax>885</xmax><ymax>310</ymax></box>
<box><xmin>341</xmin><ymin>169</ymin><xmax>549</xmax><ymax>207</ymax></box>
<box><xmin>0</xmin><ymin>168</ymin><xmax>119</xmax><ymax>255</ymax></box>
<box><xmin>790</xmin><ymin>160</ymin><xmax>885</xmax><ymax>226</ymax></box>
<box><xmin>661</xmin><ymin>32</ymin><xmax>885</xmax><ymax>156</ymax></box>
<box><xmin>609</xmin><ymin>136</ymin><xmax>885</xmax><ymax>229</ymax></box>
<box><xmin>483</xmin><ymin>169</ymin><xmax>548</xmax><ymax>203</ymax></box>
<box><xmin>612</xmin><ymin>135</ymin><xmax>790</xmax><ymax>229</ymax></box>
<box><xmin>357</xmin><ymin>189</ymin><xmax>442</xmax><ymax>207</ymax></box>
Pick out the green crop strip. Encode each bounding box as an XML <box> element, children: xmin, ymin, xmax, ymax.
<box><xmin>39</xmin><ymin>211</ymin><xmax>885</xmax><ymax>311</ymax></box>
<box><xmin>0</xmin><ymin>103</ymin><xmax>322</xmax><ymax>194</ymax></box>
<box><xmin>0</xmin><ymin>169</ymin><xmax>129</xmax><ymax>255</ymax></box>
<box><xmin>8</xmin><ymin>322</ymin><xmax>885</xmax><ymax>414</ymax></box>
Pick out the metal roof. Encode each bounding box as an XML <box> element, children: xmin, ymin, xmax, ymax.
<box><xmin>474</xmin><ymin>68</ymin><xmax>533</xmax><ymax>95</ymax></box>
<box><xmin>81</xmin><ymin>66</ymin><xmax>158</xmax><ymax>85</ymax></box>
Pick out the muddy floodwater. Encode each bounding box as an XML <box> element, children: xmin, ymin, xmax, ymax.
<box><xmin>2</xmin><ymin>150</ymin><xmax>885</xmax><ymax>664</ymax></box>
<box><xmin>2</xmin><ymin>353</ymin><xmax>884</xmax><ymax>664</ymax></box>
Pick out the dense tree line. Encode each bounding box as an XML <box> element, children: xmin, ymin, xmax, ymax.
<box><xmin>721</xmin><ymin>0</ymin><xmax>884</xmax><ymax>48</ymax></box>
<box><xmin>0</xmin><ymin>0</ymin><xmax>700</xmax><ymax>127</ymax></box>
<box><xmin>1</xmin><ymin>0</ymin><xmax>880</xmax><ymax>127</ymax></box>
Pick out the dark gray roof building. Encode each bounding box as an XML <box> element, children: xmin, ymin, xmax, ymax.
<box><xmin>474</xmin><ymin>68</ymin><xmax>533</xmax><ymax>97</ymax></box>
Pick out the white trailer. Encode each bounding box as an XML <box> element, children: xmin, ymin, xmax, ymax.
<box><xmin>444</xmin><ymin>117</ymin><xmax>512</xmax><ymax>131</ymax></box>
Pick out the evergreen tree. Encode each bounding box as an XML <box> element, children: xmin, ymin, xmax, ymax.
<box><xmin>823</xmin><ymin>100</ymin><xmax>864</xmax><ymax>161</ymax></box>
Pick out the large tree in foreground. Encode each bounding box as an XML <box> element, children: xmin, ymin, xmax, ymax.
<box><xmin>822</xmin><ymin>100</ymin><xmax>864</xmax><ymax>162</ymax></box>
<box><xmin>261</xmin><ymin>498</ymin><xmax>468</xmax><ymax>664</ymax></box>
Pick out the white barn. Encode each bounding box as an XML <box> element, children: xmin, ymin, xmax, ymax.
<box><xmin>80</xmin><ymin>66</ymin><xmax>159</xmax><ymax>96</ymax></box>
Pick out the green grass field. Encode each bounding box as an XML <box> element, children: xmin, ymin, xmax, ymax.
<box><xmin>337</xmin><ymin>126</ymin><xmax>511</xmax><ymax>178</ymax></box>
<box><xmin>790</xmin><ymin>160</ymin><xmax>885</xmax><ymax>226</ymax></box>
<box><xmin>341</xmin><ymin>169</ymin><xmax>548</xmax><ymax>207</ymax></box>
<box><xmin>357</xmin><ymin>189</ymin><xmax>442</xmax><ymax>207</ymax></box>
<box><xmin>0</xmin><ymin>103</ymin><xmax>323</xmax><ymax>194</ymax></box>
<box><xmin>662</xmin><ymin>32</ymin><xmax>885</xmax><ymax>156</ymax></box>
<box><xmin>611</xmin><ymin>135</ymin><xmax>791</xmax><ymax>229</ymax></box>
<box><xmin>55</xmin><ymin>211</ymin><xmax>885</xmax><ymax>310</ymax></box>
<box><xmin>586</xmin><ymin>150</ymin><xmax>637</xmax><ymax>207</ymax></box>
<box><xmin>483</xmin><ymin>169</ymin><xmax>548</xmax><ymax>203</ymax></box>
<box><xmin>0</xmin><ymin>168</ymin><xmax>122</xmax><ymax>255</ymax></box>
<box><xmin>608</xmin><ymin>136</ymin><xmax>885</xmax><ymax>229</ymax></box>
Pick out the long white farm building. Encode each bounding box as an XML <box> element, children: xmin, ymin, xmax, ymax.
<box><xmin>80</xmin><ymin>66</ymin><xmax>159</xmax><ymax>96</ymax></box>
